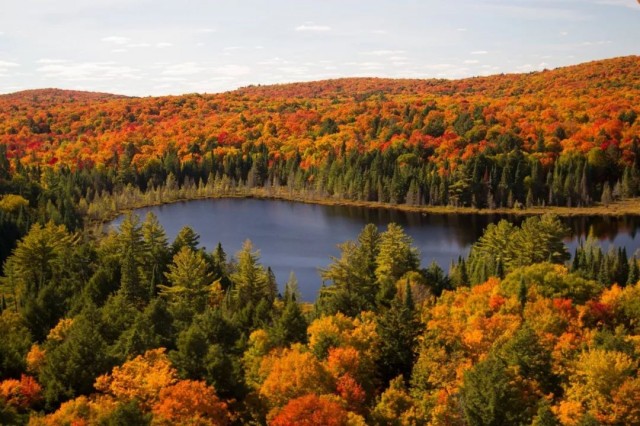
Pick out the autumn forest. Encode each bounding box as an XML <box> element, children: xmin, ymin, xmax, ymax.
<box><xmin>1</xmin><ymin>56</ymin><xmax>640</xmax><ymax>425</ymax></box>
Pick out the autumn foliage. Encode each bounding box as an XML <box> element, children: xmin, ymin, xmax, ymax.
<box><xmin>269</xmin><ymin>394</ymin><xmax>351</xmax><ymax>426</ymax></box>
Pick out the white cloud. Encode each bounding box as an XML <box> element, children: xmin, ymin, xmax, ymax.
<box><xmin>278</xmin><ymin>66</ymin><xmax>308</xmax><ymax>74</ymax></box>
<box><xmin>37</xmin><ymin>59</ymin><xmax>69</xmax><ymax>64</ymax></box>
<box><xmin>361</xmin><ymin>50</ymin><xmax>405</xmax><ymax>56</ymax></box>
<box><xmin>214</xmin><ymin>65</ymin><xmax>251</xmax><ymax>76</ymax></box>
<box><xmin>560</xmin><ymin>31</ymin><xmax>569</xmax><ymax>36</ymax></box>
<box><xmin>0</xmin><ymin>60</ymin><xmax>19</xmax><ymax>76</ymax></box>
<box><xmin>471</xmin><ymin>50</ymin><xmax>488</xmax><ymax>55</ymax></box>
<box><xmin>162</xmin><ymin>62</ymin><xmax>205</xmax><ymax>76</ymax></box>
<box><xmin>581</xmin><ymin>40</ymin><xmax>612</xmax><ymax>45</ymax></box>
<box><xmin>464</xmin><ymin>59</ymin><xmax>479</xmax><ymax>64</ymax></box>
<box><xmin>156</xmin><ymin>42</ymin><xmax>173</xmax><ymax>48</ymax></box>
<box><xmin>37</xmin><ymin>62</ymin><xmax>141</xmax><ymax>81</ymax></box>
<box><xmin>127</xmin><ymin>42</ymin><xmax>151</xmax><ymax>48</ymax></box>
<box><xmin>111</xmin><ymin>49</ymin><xmax>127</xmax><ymax>53</ymax></box>
<box><xmin>0</xmin><ymin>60</ymin><xmax>20</xmax><ymax>68</ymax></box>
<box><xmin>152</xmin><ymin>76</ymin><xmax>188</xmax><ymax>82</ymax></box>
<box><xmin>295</xmin><ymin>24</ymin><xmax>332</xmax><ymax>32</ymax></box>
<box><xmin>101</xmin><ymin>36</ymin><xmax>130</xmax><ymax>45</ymax></box>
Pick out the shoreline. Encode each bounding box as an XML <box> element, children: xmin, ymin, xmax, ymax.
<box><xmin>95</xmin><ymin>187</ymin><xmax>640</xmax><ymax>226</ymax></box>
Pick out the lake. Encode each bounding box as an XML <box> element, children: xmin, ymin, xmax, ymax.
<box><xmin>110</xmin><ymin>198</ymin><xmax>640</xmax><ymax>301</ymax></box>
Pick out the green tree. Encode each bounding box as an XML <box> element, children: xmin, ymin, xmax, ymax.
<box><xmin>39</xmin><ymin>306</ymin><xmax>112</xmax><ymax>409</ymax></box>
<box><xmin>171</xmin><ymin>226</ymin><xmax>200</xmax><ymax>255</ymax></box>
<box><xmin>0</xmin><ymin>311</ymin><xmax>32</xmax><ymax>379</ymax></box>
<box><xmin>117</xmin><ymin>214</ymin><xmax>147</xmax><ymax>306</ymax></box>
<box><xmin>160</xmin><ymin>246</ymin><xmax>214</xmax><ymax>315</ymax></box>
<box><xmin>375</xmin><ymin>223</ymin><xmax>419</xmax><ymax>286</ymax></box>
<box><xmin>376</xmin><ymin>284</ymin><xmax>420</xmax><ymax>385</ymax></box>
<box><xmin>140</xmin><ymin>212</ymin><xmax>170</xmax><ymax>297</ymax></box>
<box><xmin>228</xmin><ymin>240</ymin><xmax>273</xmax><ymax>309</ymax></box>
<box><xmin>319</xmin><ymin>224</ymin><xmax>380</xmax><ymax>315</ymax></box>
<box><xmin>461</xmin><ymin>355</ymin><xmax>537</xmax><ymax>426</ymax></box>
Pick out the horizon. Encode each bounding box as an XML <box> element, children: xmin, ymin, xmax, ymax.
<box><xmin>1</xmin><ymin>0</ymin><xmax>639</xmax><ymax>97</ymax></box>
<box><xmin>0</xmin><ymin>54</ymin><xmax>636</xmax><ymax>98</ymax></box>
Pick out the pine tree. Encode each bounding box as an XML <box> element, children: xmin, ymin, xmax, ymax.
<box><xmin>118</xmin><ymin>214</ymin><xmax>147</xmax><ymax>306</ymax></box>
<box><xmin>628</xmin><ymin>257</ymin><xmax>639</xmax><ymax>286</ymax></box>
<box><xmin>376</xmin><ymin>287</ymin><xmax>420</xmax><ymax>385</ymax></box>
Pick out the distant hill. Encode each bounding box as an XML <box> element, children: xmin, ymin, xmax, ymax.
<box><xmin>0</xmin><ymin>56</ymin><xmax>638</xmax><ymax>196</ymax></box>
<box><xmin>0</xmin><ymin>88</ymin><xmax>128</xmax><ymax>107</ymax></box>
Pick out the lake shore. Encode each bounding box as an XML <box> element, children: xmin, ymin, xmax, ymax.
<box><xmin>100</xmin><ymin>186</ymin><xmax>640</xmax><ymax>226</ymax></box>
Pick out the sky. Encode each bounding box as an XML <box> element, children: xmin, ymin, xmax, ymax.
<box><xmin>0</xmin><ymin>0</ymin><xmax>638</xmax><ymax>96</ymax></box>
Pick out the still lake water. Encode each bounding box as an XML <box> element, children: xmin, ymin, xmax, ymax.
<box><xmin>111</xmin><ymin>198</ymin><xmax>640</xmax><ymax>301</ymax></box>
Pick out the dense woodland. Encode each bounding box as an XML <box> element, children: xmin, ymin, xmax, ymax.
<box><xmin>1</xmin><ymin>56</ymin><xmax>640</xmax><ymax>425</ymax></box>
<box><xmin>1</xmin><ymin>212</ymin><xmax>640</xmax><ymax>425</ymax></box>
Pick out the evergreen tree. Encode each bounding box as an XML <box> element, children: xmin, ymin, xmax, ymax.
<box><xmin>376</xmin><ymin>285</ymin><xmax>420</xmax><ymax>385</ymax></box>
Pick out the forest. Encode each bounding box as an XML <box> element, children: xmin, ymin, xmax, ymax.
<box><xmin>1</xmin><ymin>212</ymin><xmax>640</xmax><ymax>425</ymax></box>
<box><xmin>0</xmin><ymin>56</ymin><xmax>640</xmax><ymax>425</ymax></box>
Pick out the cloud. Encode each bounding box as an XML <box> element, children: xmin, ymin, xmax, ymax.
<box><xmin>162</xmin><ymin>62</ymin><xmax>205</xmax><ymax>76</ymax></box>
<box><xmin>156</xmin><ymin>42</ymin><xmax>173</xmax><ymax>48</ymax></box>
<box><xmin>37</xmin><ymin>59</ymin><xmax>69</xmax><ymax>64</ymax></box>
<box><xmin>471</xmin><ymin>50</ymin><xmax>488</xmax><ymax>55</ymax></box>
<box><xmin>101</xmin><ymin>36</ymin><xmax>130</xmax><ymax>45</ymax></box>
<box><xmin>0</xmin><ymin>60</ymin><xmax>20</xmax><ymax>68</ymax></box>
<box><xmin>479</xmin><ymin>4</ymin><xmax>591</xmax><ymax>21</ymax></box>
<box><xmin>278</xmin><ymin>66</ymin><xmax>309</xmax><ymax>75</ymax></box>
<box><xmin>581</xmin><ymin>40</ymin><xmax>612</xmax><ymax>45</ymax></box>
<box><xmin>37</xmin><ymin>61</ymin><xmax>141</xmax><ymax>81</ymax></box>
<box><xmin>214</xmin><ymin>64</ymin><xmax>251</xmax><ymax>76</ymax></box>
<box><xmin>361</xmin><ymin>50</ymin><xmax>405</xmax><ymax>56</ymax></box>
<box><xmin>295</xmin><ymin>24</ymin><xmax>332</xmax><ymax>32</ymax></box>
<box><xmin>464</xmin><ymin>59</ymin><xmax>480</xmax><ymax>64</ymax></box>
<box><xmin>0</xmin><ymin>60</ymin><xmax>19</xmax><ymax>76</ymax></box>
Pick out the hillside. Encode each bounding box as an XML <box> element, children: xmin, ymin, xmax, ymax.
<box><xmin>0</xmin><ymin>56</ymin><xmax>639</xmax><ymax>211</ymax></box>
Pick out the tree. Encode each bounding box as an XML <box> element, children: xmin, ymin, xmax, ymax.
<box><xmin>94</xmin><ymin>348</ymin><xmax>176</xmax><ymax>409</ymax></box>
<box><xmin>375</xmin><ymin>223</ymin><xmax>420</xmax><ymax>287</ymax></box>
<box><xmin>371</xmin><ymin>377</ymin><xmax>419</xmax><ymax>426</ymax></box>
<box><xmin>460</xmin><ymin>355</ymin><xmax>538</xmax><ymax>426</ymax></box>
<box><xmin>171</xmin><ymin>226</ymin><xmax>200</xmax><ymax>255</ymax></box>
<box><xmin>375</xmin><ymin>285</ymin><xmax>420</xmax><ymax>385</ymax></box>
<box><xmin>228</xmin><ymin>240</ymin><xmax>273</xmax><ymax>310</ymax></box>
<box><xmin>270</xmin><ymin>279</ymin><xmax>308</xmax><ymax>347</ymax></box>
<box><xmin>39</xmin><ymin>305</ymin><xmax>112</xmax><ymax>409</ymax></box>
<box><xmin>0</xmin><ymin>311</ymin><xmax>32</xmax><ymax>379</ymax></box>
<box><xmin>319</xmin><ymin>224</ymin><xmax>380</xmax><ymax>315</ymax></box>
<box><xmin>160</xmin><ymin>246</ymin><xmax>214</xmax><ymax>314</ymax></box>
<box><xmin>152</xmin><ymin>380</ymin><xmax>231</xmax><ymax>425</ymax></box>
<box><xmin>140</xmin><ymin>212</ymin><xmax>170</xmax><ymax>297</ymax></box>
<box><xmin>270</xmin><ymin>394</ymin><xmax>351</xmax><ymax>426</ymax></box>
<box><xmin>117</xmin><ymin>213</ymin><xmax>147</xmax><ymax>305</ymax></box>
<box><xmin>259</xmin><ymin>347</ymin><xmax>334</xmax><ymax>408</ymax></box>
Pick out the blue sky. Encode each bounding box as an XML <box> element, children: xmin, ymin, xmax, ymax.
<box><xmin>0</xmin><ymin>0</ymin><xmax>638</xmax><ymax>96</ymax></box>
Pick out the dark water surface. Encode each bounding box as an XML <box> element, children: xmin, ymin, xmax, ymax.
<box><xmin>111</xmin><ymin>198</ymin><xmax>640</xmax><ymax>301</ymax></box>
